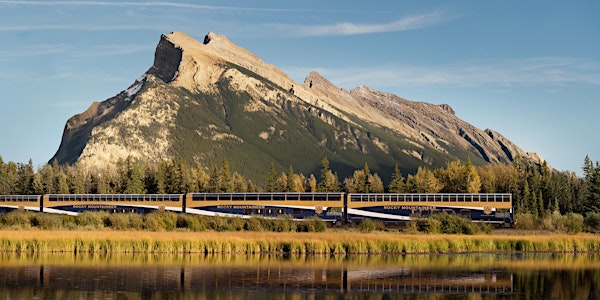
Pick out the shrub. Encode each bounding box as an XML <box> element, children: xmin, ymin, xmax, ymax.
<box><xmin>360</xmin><ymin>218</ymin><xmax>377</xmax><ymax>233</ymax></box>
<box><xmin>1</xmin><ymin>211</ymin><xmax>35</xmax><ymax>229</ymax></box>
<box><xmin>515</xmin><ymin>213</ymin><xmax>538</xmax><ymax>230</ymax></box>
<box><xmin>311</xmin><ymin>217</ymin><xmax>327</xmax><ymax>232</ymax></box>
<box><xmin>128</xmin><ymin>213</ymin><xmax>144</xmax><ymax>230</ymax></box>
<box><xmin>33</xmin><ymin>213</ymin><xmax>64</xmax><ymax>230</ymax></box>
<box><xmin>106</xmin><ymin>214</ymin><xmax>132</xmax><ymax>230</ymax></box>
<box><xmin>416</xmin><ymin>218</ymin><xmax>441</xmax><ymax>234</ymax></box>
<box><xmin>561</xmin><ymin>213</ymin><xmax>584</xmax><ymax>234</ymax></box>
<box><xmin>144</xmin><ymin>213</ymin><xmax>166</xmax><ymax>231</ymax></box>
<box><xmin>176</xmin><ymin>214</ymin><xmax>197</xmax><ymax>230</ymax></box>
<box><xmin>3</xmin><ymin>212</ymin><xmax>31</xmax><ymax>228</ymax></box>
<box><xmin>274</xmin><ymin>216</ymin><xmax>296</xmax><ymax>232</ymax></box>
<box><xmin>430</xmin><ymin>213</ymin><xmax>479</xmax><ymax>235</ymax></box>
<box><xmin>77</xmin><ymin>212</ymin><xmax>108</xmax><ymax>229</ymax></box>
<box><xmin>228</xmin><ymin>217</ymin><xmax>245</xmax><ymax>231</ymax></box>
<box><xmin>244</xmin><ymin>216</ymin><xmax>263</xmax><ymax>231</ymax></box>
<box><xmin>584</xmin><ymin>213</ymin><xmax>600</xmax><ymax>233</ymax></box>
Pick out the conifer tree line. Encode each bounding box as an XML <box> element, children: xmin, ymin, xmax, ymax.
<box><xmin>1</xmin><ymin>155</ymin><xmax>599</xmax><ymax>218</ymax></box>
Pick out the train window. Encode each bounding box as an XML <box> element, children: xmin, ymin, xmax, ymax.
<box><xmin>192</xmin><ymin>194</ymin><xmax>204</xmax><ymax>201</ymax></box>
<box><xmin>293</xmin><ymin>208</ymin><xmax>302</xmax><ymax>215</ymax></box>
<box><xmin>255</xmin><ymin>209</ymin><xmax>262</xmax><ymax>214</ymax></box>
<box><xmin>273</xmin><ymin>193</ymin><xmax>286</xmax><ymax>201</ymax></box>
<box><xmin>503</xmin><ymin>195</ymin><xmax>511</xmax><ymax>202</ymax></box>
<box><xmin>277</xmin><ymin>208</ymin><xmax>285</xmax><ymax>214</ymax></box>
<box><xmin>435</xmin><ymin>195</ymin><xmax>442</xmax><ymax>202</ymax></box>
<box><xmin>314</xmin><ymin>194</ymin><xmax>327</xmax><ymax>201</ymax></box>
<box><xmin>286</xmin><ymin>193</ymin><xmax>300</xmax><ymax>201</ymax></box>
<box><xmin>245</xmin><ymin>193</ymin><xmax>258</xmax><ymax>201</ymax></box>
<box><xmin>300</xmin><ymin>194</ymin><xmax>313</xmax><ymax>201</ymax></box>
<box><xmin>460</xmin><ymin>209</ymin><xmax>472</xmax><ymax>219</ymax></box>
<box><xmin>259</xmin><ymin>193</ymin><xmax>273</xmax><ymax>201</ymax></box>
<box><xmin>375</xmin><ymin>195</ymin><xmax>383</xmax><ymax>202</ymax></box>
<box><xmin>267</xmin><ymin>208</ymin><xmax>273</xmax><ymax>214</ymax></box>
<box><xmin>231</xmin><ymin>194</ymin><xmax>245</xmax><ymax>201</ymax></box>
<box><xmin>328</xmin><ymin>194</ymin><xmax>341</xmax><ymax>201</ymax></box>
<box><xmin>205</xmin><ymin>194</ymin><xmax>219</xmax><ymax>201</ymax></box>
<box><xmin>244</xmin><ymin>209</ymin><xmax>252</xmax><ymax>215</ymax></box>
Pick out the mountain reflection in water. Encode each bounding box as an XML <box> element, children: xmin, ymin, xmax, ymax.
<box><xmin>0</xmin><ymin>253</ymin><xmax>598</xmax><ymax>299</ymax></box>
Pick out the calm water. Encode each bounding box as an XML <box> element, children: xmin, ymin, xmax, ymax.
<box><xmin>0</xmin><ymin>252</ymin><xmax>598</xmax><ymax>299</ymax></box>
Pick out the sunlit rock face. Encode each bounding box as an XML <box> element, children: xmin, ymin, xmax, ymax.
<box><xmin>51</xmin><ymin>31</ymin><xmax>540</xmax><ymax>181</ymax></box>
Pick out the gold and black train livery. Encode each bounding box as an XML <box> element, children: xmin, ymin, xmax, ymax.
<box><xmin>0</xmin><ymin>192</ymin><xmax>514</xmax><ymax>226</ymax></box>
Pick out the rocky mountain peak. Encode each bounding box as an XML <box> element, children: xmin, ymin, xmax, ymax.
<box><xmin>51</xmin><ymin>31</ymin><xmax>542</xmax><ymax>179</ymax></box>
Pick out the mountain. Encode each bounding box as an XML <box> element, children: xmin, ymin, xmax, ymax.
<box><xmin>50</xmin><ymin>31</ymin><xmax>541</xmax><ymax>182</ymax></box>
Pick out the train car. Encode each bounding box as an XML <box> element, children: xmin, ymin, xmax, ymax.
<box><xmin>42</xmin><ymin>194</ymin><xmax>184</xmax><ymax>215</ymax></box>
<box><xmin>185</xmin><ymin>192</ymin><xmax>345</xmax><ymax>222</ymax></box>
<box><xmin>0</xmin><ymin>195</ymin><xmax>42</xmax><ymax>213</ymax></box>
<box><xmin>346</xmin><ymin>193</ymin><xmax>514</xmax><ymax>226</ymax></box>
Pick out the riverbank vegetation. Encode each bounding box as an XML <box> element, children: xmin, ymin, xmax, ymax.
<box><xmin>1</xmin><ymin>154</ymin><xmax>600</xmax><ymax>232</ymax></box>
<box><xmin>1</xmin><ymin>209</ymin><xmax>597</xmax><ymax>235</ymax></box>
<box><xmin>1</xmin><ymin>230</ymin><xmax>599</xmax><ymax>254</ymax></box>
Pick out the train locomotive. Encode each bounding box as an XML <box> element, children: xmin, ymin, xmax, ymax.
<box><xmin>0</xmin><ymin>192</ymin><xmax>514</xmax><ymax>226</ymax></box>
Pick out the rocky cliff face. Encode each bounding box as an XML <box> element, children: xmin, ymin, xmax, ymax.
<box><xmin>51</xmin><ymin>31</ymin><xmax>541</xmax><ymax>180</ymax></box>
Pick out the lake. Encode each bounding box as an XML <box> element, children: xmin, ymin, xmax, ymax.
<box><xmin>0</xmin><ymin>252</ymin><xmax>598</xmax><ymax>299</ymax></box>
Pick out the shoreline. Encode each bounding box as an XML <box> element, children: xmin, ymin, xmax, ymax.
<box><xmin>1</xmin><ymin>230</ymin><xmax>599</xmax><ymax>254</ymax></box>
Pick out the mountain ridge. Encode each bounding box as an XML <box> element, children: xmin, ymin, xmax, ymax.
<box><xmin>51</xmin><ymin>31</ymin><xmax>541</xmax><ymax>182</ymax></box>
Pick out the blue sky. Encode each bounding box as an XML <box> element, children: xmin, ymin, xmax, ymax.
<box><xmin>0</xmin><ymin>1</ymin><xmax>598</xmax><ymax>175</ymax></box>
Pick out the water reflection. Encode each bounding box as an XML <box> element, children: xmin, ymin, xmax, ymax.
<box><xmin>0</xmin><ymin>252</ymin><xmax>598</xmax><ymax>299</ymax></box>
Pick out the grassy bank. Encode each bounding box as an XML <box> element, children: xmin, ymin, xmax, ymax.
<box><xmin>1</xmin><ymin>230</ymin><xmax>599</xmax><ymax>254</ymax></box>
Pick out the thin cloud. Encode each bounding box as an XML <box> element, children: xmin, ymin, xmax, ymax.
<box><xmin>0</xmin><ymin>44</ymin><xmax>71</xmax><ymax>57</ymax></box>
<box><xmin>0</xmin><ymin>1</ymin><xmax>319</xmax><ymax>12</ymax></box>
<box><xmin>276</xmin><ymin>11</ymin><xmax>451</xmax><ymax>36</ymax></box>
<box><xmin>286</xmin><ymin>57</ymin><xmax>600</xmax><ymax>89</ymax></box>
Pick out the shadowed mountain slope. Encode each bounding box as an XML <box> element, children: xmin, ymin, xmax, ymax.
<box><xmin>51</xmin><ymin>31</ymin><xmax>541</xmax><ymax>182</ymax></box>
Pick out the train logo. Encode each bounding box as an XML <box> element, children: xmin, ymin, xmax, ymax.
<box><xmin>315</xmin><ymin>205</ymin><xmax>323</xmax><ymax>215</ymax></box>
<box><xmin>483</xmin><ymin>205</ymin><xmax>493</xmax><ymax>215</ymax></box>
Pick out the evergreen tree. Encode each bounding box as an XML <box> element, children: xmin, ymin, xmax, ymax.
<box><xmin>232</xmin><ymin>172</ymin><xmax>248</xmax><ymax>192</ymax></box>
<box><xmin>388</xmin><ymin>164</ymin><xmax>407</xmax><ymax>193</ymax></box>
<box><xmin>344</xmin><ymin>169</ymin><xmax>366</xmax><ymax>193</ymax></box>
<box><xmin>265</xmin><ymin>162</ymin><xmax>277</xmax><ymax>192</ymax></box>
<box><xmin>125</xmin><ymin>159</ymin><xmax>145</xmax><ymax>194</ymax></box>
<box><xmin>0</xmin><ymin>160</ymin><xmax>18</xmax><ymax>194</ymax></box>
<box><xmin>16</xmin><ymin>160</ymin><xmax>35</xmax><ymax>194</ymax></box>
<box><xmin>208</xmin><ymin>163</ymin><xmax>220</xmax><ymax>193</ymax></box>
<box><xmin>369</xmin><ymin>173</ymin><xmax>385</xmax><ymax>193</ymax></box>
<box><xmin>275</xmin><ymin>172</ymin><xmax>288</xmax><ymax>192</ymax></box>
<box><xmin>583</xmin><ymin>161</ymin><xmax>600</xmax><ymax>213</ymax></box>
<box><xmin>306</xmin><ymin>174</ymin><xmax>317</xmax><ymax>192</ymax></box>
<box><xmin>318</xmin><ymin>157</ymin><xmax>340</xmax><ymax>192</ymax></box>
<box><xmin>219</xmin><ymin>160</ymin><xmax>233</xmax><ymax>192</ymax></box>
<box><xmin>464</xmin><ymin>158</ymin><xmax>481</xmax><ymax>193</ymax></box>
<box><xmin>407</xmin><ymin>166</ymin><xmax>442</xmax><ymax>193</ymax></box>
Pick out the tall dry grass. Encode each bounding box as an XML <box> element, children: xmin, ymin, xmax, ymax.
<box><xmin>1</xmin><ymin>230</ymin><xmax>599</xmax><ymax>254</ymax></box>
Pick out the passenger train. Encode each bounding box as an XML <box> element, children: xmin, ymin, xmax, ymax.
<box><xmin>0</xmin><ymin>192</ymin><xmax>514</xmax><ymax>226</ymax></box>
